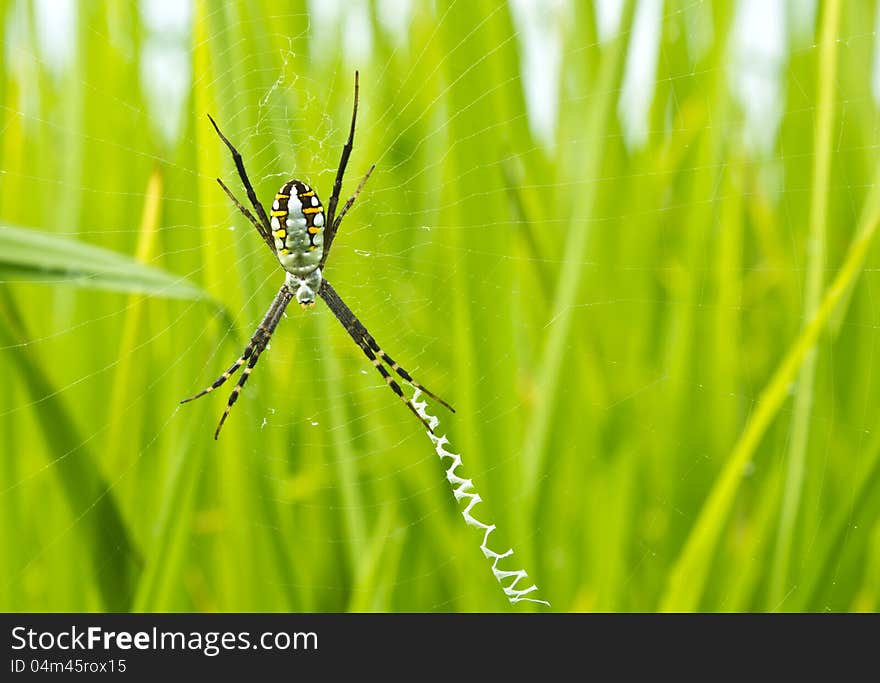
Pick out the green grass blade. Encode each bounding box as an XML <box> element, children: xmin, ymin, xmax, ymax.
<box><xmin>0</xmin><ymin>224</ymin><xmax>219</xmax><ymax>304</ymax></box>
<box><xmin>520</xmin><ymin>0</ymin><xmax>637</xmax><ymax>499</ymax></box>
<box><xmin>661</xmin><ymin>156</ymin><xmax>880</xmax><ymax>611</ymax></box>
<box><xmin>0</xmin><ymin>288</ymin><xmax>141</xmax><ymax>611</ymax></box>
<box><xmin>768</xmin><ymin>0</ymin><xmax>841</xmax><ymax>609</ymax></box>
<box><xmin>131</xmin><ymin>433</ymin><xmax>202</xmax><ymax>611</ymax></box>
<box><xmin>799</xmin><ymin>422</ymin><xmax>880</xmax><ymax>609</ymax></box>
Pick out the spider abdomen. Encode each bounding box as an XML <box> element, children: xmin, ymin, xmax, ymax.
<box><xmin>270</xmin><ymin>179</ymin><xmax>325</xmax><ymax>276</ymax></box>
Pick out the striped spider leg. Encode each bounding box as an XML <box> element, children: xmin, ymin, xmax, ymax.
<box><xmin>318</xmin><ymin>280</ymin><xmax>454</xmax><ymax>432</ymax></box>
<box><xmin>182</xmin><ymin>71</ymin><xmax>452</xmax><ymax>438</ymax></box>
<box><xmin>181</xmin><ymin>284</ymin><xmax>293</xmax><ymax>439</ymax></box>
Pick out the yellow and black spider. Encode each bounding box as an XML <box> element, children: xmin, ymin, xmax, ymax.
<box><xmin>181</xmin><ymin>72</ymin><xmax>454</xmax><ymax>439</ymax></box>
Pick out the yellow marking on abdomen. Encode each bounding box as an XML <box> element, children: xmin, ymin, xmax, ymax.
<box><xmin>271</xmin><ymin>209</ymin><xmax>288</xmax><ymax>217</ymax></box>
<box><xmin>274</xmin><ymin>229</ymin><xmax>287</xmax><ymax>239</ymax></box>
<box><xmin>302</xmin><ymin>207</ymin><xmax>322</xmax><ymax>215</ymax></box>
<box><xmin>275</xmin><ymin>193</ymin><xmax>290</xmax><ymax>199</ymax></box>
<box><xmin>300</xmin><ymin>191</ymin><xmax>315</xmax><ymax>197</ymax></box>
<box><xmin>307</xmin><ymin>227</ymin><xmax>320</xmax><ymax>234</ymax></box>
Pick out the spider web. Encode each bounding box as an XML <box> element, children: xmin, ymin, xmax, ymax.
<box><xmin>1</xmin><ymin>0</ymin><xmax>879</xmax><ymax>613</ymax></box>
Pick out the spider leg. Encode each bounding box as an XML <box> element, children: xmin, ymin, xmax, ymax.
<box><xmin>362</xmin><ymin>334</ymin><xmax>455</xmax><ymax>413</ymax></box>
<box><xmin>321</xmin><ymin>164</ymin><xmax>375</xmax><ymax>269</ymax></box>
<box><xmin>216</xmin><ymin>177</ymin><xmax>275</xmax><ymax>254</ymax></box>
<box><xmin>207</xmin><ymin>113</ymin><xmax>273</xmax><ymax>237</ymax></box>
<box><xmin>325</xmin><ymin>71</ymin><xmax>360</xmax><ymax>232</ymax></box>
<box><xmin>361</xmin><ymin>342</ymin><xmax>434</xmax><ymax>431</ymax></box>
<box><xmin>333</xmin><ymin>163</ymin><xmax>375</xmax><ymax>230</ymax></box>
<box><xmin>179</xmin><ymin>344</ymin><xmax>255</xmax><ymax>404</ymax></box>
<box><xmin>180</xmin><ymin>284</ymin><xmax>293</xmax><ymax>439</ymax></box>
<box><xmin>213</xmin><ymin>341</ymin><xmax>267</xmax><ymax>440</ymax></box>
<box><xmin>319</xmin><ymin>279</ymin><xmax>452</xmax><ymax>432</ymax></box>
<box><xmin>212</xmin><ymin>285</ymin><xmax>293</xmax><ymax>439</ymax></box>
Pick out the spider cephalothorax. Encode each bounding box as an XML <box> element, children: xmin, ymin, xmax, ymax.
<box><xmin>181</xmin><ymin>72</ymin><xmax>453</xmax><ymax>438</ymax></box>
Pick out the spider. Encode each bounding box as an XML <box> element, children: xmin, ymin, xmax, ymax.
<box><xmin>181</xmin><ymin>72</ymin><xmax>454</xmax><ymax>439</ymax></box>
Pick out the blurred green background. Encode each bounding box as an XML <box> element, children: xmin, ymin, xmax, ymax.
<box><xmin>2</xmin><ymin>0</ymin><xmax>880</xmax><ymax>612</ymax></box>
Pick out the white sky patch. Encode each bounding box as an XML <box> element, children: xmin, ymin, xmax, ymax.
<box><xmin>376</xmin><ymin>0</ymin><xmax>414</xmax><ymax>46</ymax></box>
<box><xmin>27</xmin><ymin>0</ymin><xmax>802</xmax><ymax>156</ymax></box>
<box><xmin>140</xmin><ymin>43</ymin><xmax>191</xmax><ymax>144</ymax></box>
<box><xmin>595</xmin><ymin>0</ymin><xmax>625</xmax><ymax>41</ymax></box>
<box><xmin>789</xmin><ymin>0</ymin><xmax>818</xmax><ymax>43</ymax></box>
<box><xmin>731</xmin><ymin>0</ymin><xmax>787</xmax><ymax>152</ymax></box>
<box><xmin>139</xmin><ymin>0</ymin><xmax>192</xmax><ymax>145</ymax></box>
<box><xmin>509</xmin><ymin>0</ymin><xmax>564</xmax><ymax>149</ymax></box>
<box><xmin>685</xmin><ymin>0</ymin><xmax>714</xmax><ymax>64</ymax></box>
<box><xmin>308</xmin><ymin>0</ymin><xmax>339</xmax><ymax>36</ymax></box>
<box><xmin>510</xmin><ymin>0</ymin><xmax>651</xmax><ymax>149</ymax></box>
<box><xmin>343</xmin><ymin>1</ymin><xmax>374</xmax><ymax>67</ymax></box>
<box><xmin>140</xmin><ymin>0</ymin><xmax>192</xmax><ymax>36</ymax></box>
<box><xmin>619</xmin><ymin>0</ymin><xmax>663</xmax><ymax>148</ymax></box>
<box><xmin>309</xmin><ymin>0</ymin><xmax>372</xmax><ymax>68</ymax></box>
<box><xmin>34</xmin><ymin>0</ymin><xmax>75</xmax><ymax>76</ymax></box>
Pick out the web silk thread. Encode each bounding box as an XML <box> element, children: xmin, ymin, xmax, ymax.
<box><xmin>412</xmin><ymin>390</ymin><xmax>549</xmax><ymax>607</ymax></box>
